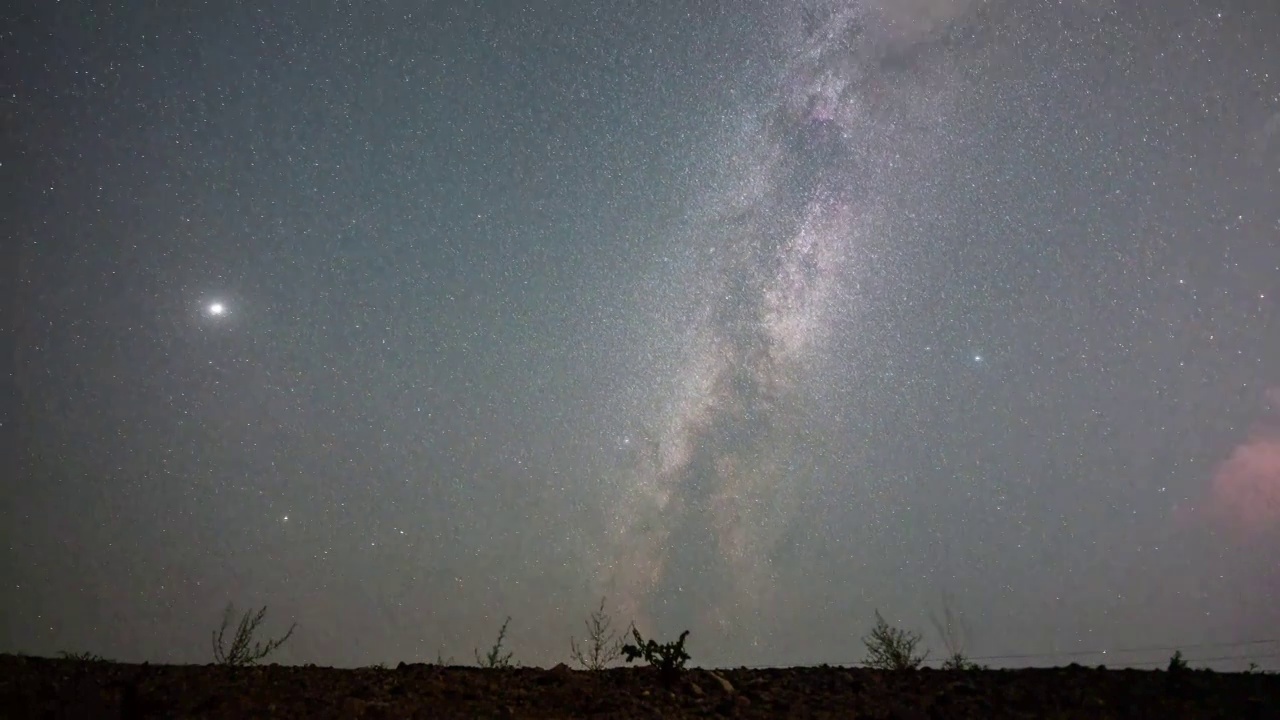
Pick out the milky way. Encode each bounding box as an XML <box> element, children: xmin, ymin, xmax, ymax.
<box><xmin>599</xmin><ymin>0</ymin><xmax>990</xmax><ymax>655</ymax></box>
<box><xmin>10</xmin><ymin>0</ymin><xmax>1278</xmax><ymax>669</ymax></box>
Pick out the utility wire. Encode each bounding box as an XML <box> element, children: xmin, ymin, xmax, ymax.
<box><xmin>729</xmin><ymin>638</ymin><xmax>1280</xmax><ymax>670</ymax></box>
<box><xmin>1115</xmin><ymin>652</ymin><xmax>1280</xmax><ymax>668</ymax></box>
<box><xmin>951</xmin><ymin>637</ymin><xmax>1280</xmax><ymax>663</ymax></box>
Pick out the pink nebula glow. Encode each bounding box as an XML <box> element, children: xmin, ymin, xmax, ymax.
<box><xmin>1197</xmin><ymin>389</ymin><xmax>1280</xmax><ymax>542</ymax></box>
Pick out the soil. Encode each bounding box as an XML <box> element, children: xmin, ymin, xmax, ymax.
<box><xmin>2</xmin><ymin>654</ymin><xmax>1277</xmax><ymax>719</ymax></box>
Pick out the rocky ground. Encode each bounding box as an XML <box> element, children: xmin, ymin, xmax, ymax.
<box><xmin>2</xmin><ymin>654</ymin><xmax>1278</xmax><ymax>719</ymax></box>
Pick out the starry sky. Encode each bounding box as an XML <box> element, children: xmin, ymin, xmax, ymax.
<box><xmin>6</xmin><ymin>0</ymin><xmax>1280</xmax><ymax>670</ymax></box>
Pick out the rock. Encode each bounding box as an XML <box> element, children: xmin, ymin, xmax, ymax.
<box><xmin>707</xmin><ymin>670</ymin><xmax>736</xmax><ymax>694</ymax></box>
<box><xmin>534</xmin><ymin>663</ymin><xmax>574</xmax><ymax>686</ymax></box>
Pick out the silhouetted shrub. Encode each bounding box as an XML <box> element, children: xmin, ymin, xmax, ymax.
<box><xmin>57</xmin><ymin>651</ymin><xmax>107</xmax><ymax>663</ymax></box>
<box><xmin>475</xmin><ymin>616</ymin><xmax>514</xmax><ymax>668</ymax></box>
<box><xmin>930</xmin><ymin>593</ymin><xmax>982</xmax><ymax>669</ymax></box>
<box><xmin>212</xmin><ymin>603</ymin><xmax>297</xmax><ymax>666</ymax></box>
<box><xmin>941</xmin><ymin>653</ymin><xmax>986</xmax><ymax>670</ymax></box>
<box><xmin>863</xmin><ymin>610</ymin><xmax>928</xmax><ymax>670</ymax></box>
<box><xmin>570</xmin><ymin>596</ymin><xmax>629</xmax><ymax>670</ymax></box>
<box><xmin>622</xmin><ymin>628</ymin><xmax>690</xmax><ymax>684</ymax></box>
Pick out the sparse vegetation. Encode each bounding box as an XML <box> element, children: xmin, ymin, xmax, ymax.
<box><xmin>6</xmin><ymin>651</ymin><xmax>1280</xmax><ymax>717</ymax></box>
<box><xmin>930</xmin><ymin>594</ymin><xmax>983</xmax><ymax>670</ymax></box>
<box><xmin>621</xmin><ymin>627</ymin><xmax>690</xmax><ymax>684</ymax></box>
<box><xmin>863</xmin><ymin>610</ymin><xmax>929</xmax><ymax>670</ymax></box>
<box><xmin>9</xmin><ymin>610</ymin><xmax>1280</xmax><ymax>717</ymax></box>
<box><xmin>942</xmin><ymin>654</ymin><xmax>985</xmax><ymax>671</ymax></box>
<box><xmin>212</xmin><ymin>603</ymin><xmax>297</xmax><ymax>666</ymax></box>
<box><xmin>57</xmin><ymin>651</ymin><xmax>107</xmax><ymax>663</ymax></box>
<box><xmin>570</xmin><ymin>596</ymin><xmax>629</xmax><ymax>670</ymax></box>
<box><xmin>475</xmin><ymin>616</ymin><xmax>514</xmax><ymax>668</ymax></box>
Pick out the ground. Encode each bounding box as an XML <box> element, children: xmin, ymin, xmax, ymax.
<box><xmin>2</xmin><ymin>654</ymin><xmax>1277</xmax><ymax>718</ymax></box>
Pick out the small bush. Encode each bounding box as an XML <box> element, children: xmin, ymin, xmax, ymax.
<box><xmin>57</xmin><ymin>651</ymin><xmax>107</xmax><ymax>663</ymax></box>
<box><xmin>862</xmin><ymin>610</ymin><xmax>928</xmax><ymax>670</ymax></box>
<box><xmin>1168</xmin><ymin>650</ymin><xmax>1189</xmax><ymax>673</ymax></box>
<box><xmin>621</xmin><ymin>627</ymin><xmax>690</xmax><ymax>684</ymax></box>
<box><xmin>212</xmin><ymin>603</ymin><xmax>297</xmax><ymax>666</ymax></box>
<box><xmin>475</xmin><ymin>616</ymin><xmax>514</xmax><ymax>668</ymax></box>
<box><xmin>570</xmin><ymin>596</ymin><xmax>629</xmax><ymax>670</ymax></box>
<box><xmin>941</xmin><ymin>652</ymin><xmax>985</xmax><ymax>671</ymax></box>
<box><xmin>931</xmin><ymin>594</ymin><xmax>981</xmax><ymax>670</ymax></box>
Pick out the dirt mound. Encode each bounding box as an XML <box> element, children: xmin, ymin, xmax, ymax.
<box><xmin>2</xmin><ymin>654</ymin><xmax>1277</xmax><ymax>719</ymax></box>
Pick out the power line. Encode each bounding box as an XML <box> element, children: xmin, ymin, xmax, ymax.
<box><xmin>956</xmin><ymin>637</ymin><xmax>1280</xmax><ymax>663</ymax></box>
<box><xmin>1124</xmin><ymin>652</ymin><xmax>1280</xmax><ymax>668</ymax></box>
<box><xmin>728</xmin><ymin>638</ymin><xmax>1280</xmax><ymax>670</ymax></box>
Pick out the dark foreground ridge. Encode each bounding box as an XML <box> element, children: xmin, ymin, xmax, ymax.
<box><xmin>3</xmin><ymin>654</ymin><xmax>1278</xmax><ymax>719</ymax></box>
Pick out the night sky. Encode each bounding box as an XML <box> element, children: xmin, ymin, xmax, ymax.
<box><xmin>6</xmin><ymin>0</ymin><xmax>1280</xmax><ymax>670</ymax></box>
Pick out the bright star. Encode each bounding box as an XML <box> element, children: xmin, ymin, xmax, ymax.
<box><xmin>206</xmin><ymin>302</ymin><xmax>226</xmax><ymax>317</ymax></box>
